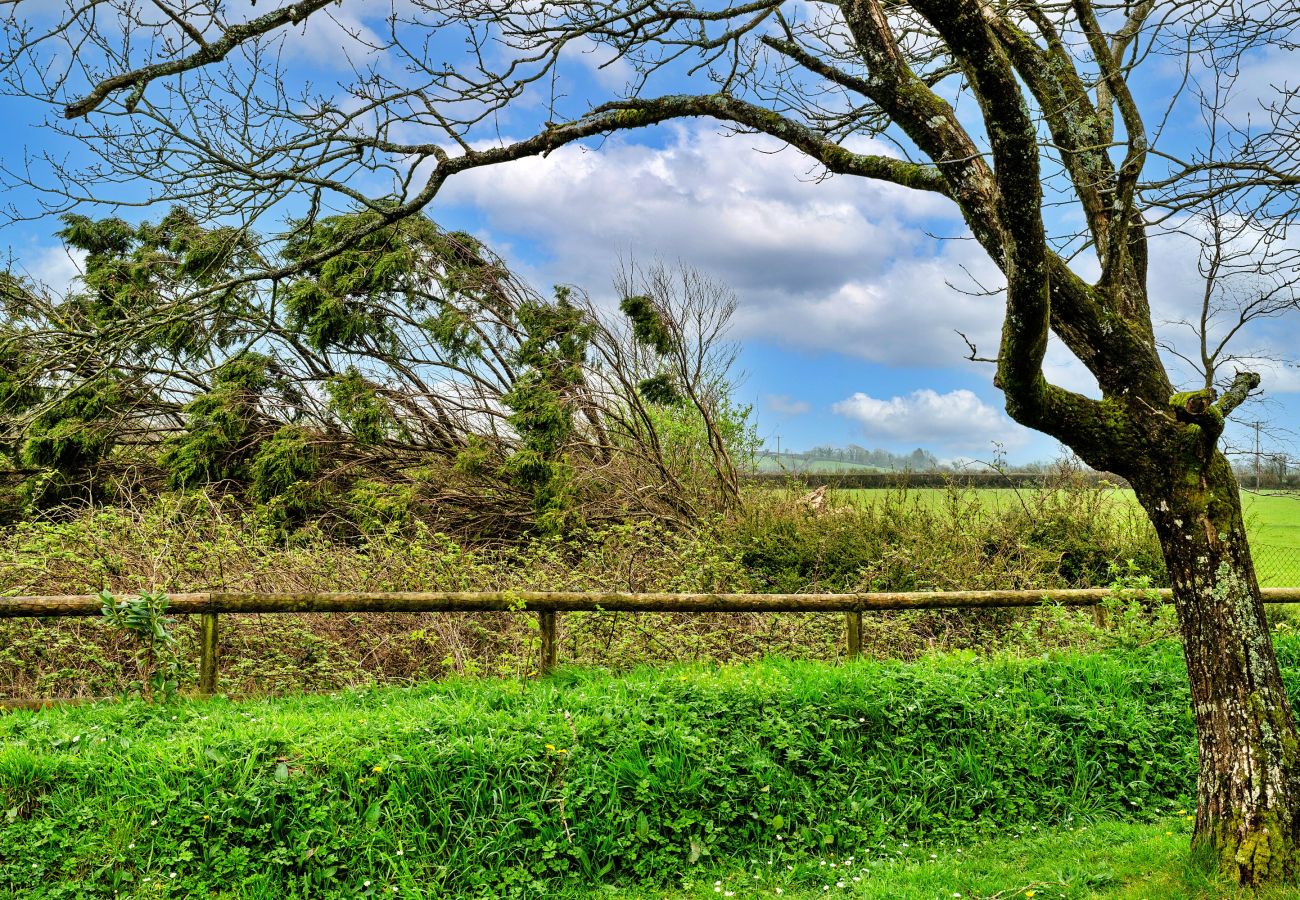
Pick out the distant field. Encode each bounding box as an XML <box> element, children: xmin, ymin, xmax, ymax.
<box><xmin>753</xmin><ymin>456</ymin><xmax>885</xmax><ymax>473</ymax></box>
<box><xmin>834</xmin><ymin>487</ymin><xmax>1300</xmax><ymax>587</ymax></box>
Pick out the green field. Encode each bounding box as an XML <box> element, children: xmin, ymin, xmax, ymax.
<box><xmin>836</xmin><ymin>488</ymin><xmax>1300</xmax><ymax>587</ymax></box>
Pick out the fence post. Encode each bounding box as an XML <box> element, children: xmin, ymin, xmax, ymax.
<box><xmin>845</xmin><ymin>611</ymin><xmax>863</xmax><ymax>660</ymax></box>
<box><xmin>539</xmin><ymin>610</ymin><xmax>557</xmax><ymax>675</ymax></box>
<box><xmin>1091</xmin><ymin>601</ymin><xmax>1107</xmax><ymax>630</ymax></box>
<box><xmin>199</xmin><ymin>612</ymin><xmax>219</xmax><ymax>696</ymax></box>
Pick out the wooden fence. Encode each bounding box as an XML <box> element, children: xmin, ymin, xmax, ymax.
<box><xmin>6</xmin><ymin>587</ymin><xmax>1300</xmax><ymax>706</ymax></box>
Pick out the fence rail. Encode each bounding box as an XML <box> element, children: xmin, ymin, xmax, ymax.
<box><xmin>7</xmin><ymin>587</ymin><xmax>1300</xmax><ymax>705</ymax></box>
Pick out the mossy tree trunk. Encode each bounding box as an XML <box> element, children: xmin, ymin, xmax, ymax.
<box><xmin>1133</xmin><ymin>454</ymin><xmax>1300</xmax><ymax>882</ymax></box>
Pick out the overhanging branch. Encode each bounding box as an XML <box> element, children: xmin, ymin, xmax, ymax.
<box><xmin>64</xmin><ymin>0</ymin><xmax>340</xmax><ymax>118</ymax></box>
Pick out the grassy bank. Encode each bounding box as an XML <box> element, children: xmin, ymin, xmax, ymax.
<box><xmin>8</xmin><ymin>641</ymin><xmax>1289</xmax><ymax>899</ymax></box>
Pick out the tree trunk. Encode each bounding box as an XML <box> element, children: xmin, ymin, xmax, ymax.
<box><xmin>1136</xmin><ymin>452</ymin><xmax>1300</xmax><ymax>884</ymax></box>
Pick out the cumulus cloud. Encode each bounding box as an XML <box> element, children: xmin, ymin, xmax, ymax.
<box><xmin>766</xmin><ymin>394</ymin><xmax>811</xmax><ymax>416</ymax></box>
<box><xmin>435</xmin><ymin>119</ymin><xmax>1300</xmax><ymax>416</ymax></box>
<box><xmin>1143</xmin><ymin>226</ymin><xmax>1300</xmax><ymax>394</ymax></box>
<box><xmin>436</xmin><ymin>122</ymin><xmax>991</xmax><ymax>365</ymax></box>
<box><xmin>831</xmin><ymin>388</ymin><xmax>1031</xmax><ymax>452</ymax></box>
<box><xmin>14</xmin><ymin>244</ymin><xmax>84</xmax><ymax>295</ymax></box>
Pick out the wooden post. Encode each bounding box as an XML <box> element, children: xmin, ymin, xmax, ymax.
<box><xmin>199</xmin><ymin>612</ymin><xmax>219</xmax><ymax>696</ymax></box>
<box><xmin>845</xmin><ymin>611</ymin><xmax>863</xmax><ymax>659</ymax></box>
<box><xmin>1092</xmin><ymin>601</ymin><xmax>1107</xmax><ymax>630</ymax></box>
<box><xmin>539</xmin><ymin>610</ymin><xmax>557</xmax><ymax>675</ymax></box>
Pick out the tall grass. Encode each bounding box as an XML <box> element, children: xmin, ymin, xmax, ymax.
<box><xmin>0</xmin><ymin>641</ymin><xmax>1238</xmax><ymax>899</ymax></box>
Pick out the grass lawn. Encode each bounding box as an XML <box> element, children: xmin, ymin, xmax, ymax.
<box><xmin>606</xmin><ymin>819</ymin><xmax>1291</xmax><ymax>899</ymax></box>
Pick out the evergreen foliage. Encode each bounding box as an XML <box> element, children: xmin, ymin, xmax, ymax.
<box><xmin>1</xmin><ymin>210</ymin><xmax>751</xmax><ymax>535</ymax></box>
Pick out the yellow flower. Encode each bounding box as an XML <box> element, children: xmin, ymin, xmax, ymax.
<box><xmin>1025</xmin><ymin>892</ymin><xmax>1035</xmax><ymax>898</ymax></box>
<box><xmin>372</xmin><ymin>765</ymin><xmax>384</xmax><ymax>774</ymax></box>
<box><xmin>545</xmin><ymin>743</ymin><xmax>556</xmax><ymax>752</ymax></box>
<box><xmin>557</xmin><ymin>748</ymin><xmax>567</xmax><ymax>754</ymax></box>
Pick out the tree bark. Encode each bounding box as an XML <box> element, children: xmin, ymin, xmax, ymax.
<box><xmin>1135</xmin><ymin>453</ymin><xmax>1300</xmax><ymax>884</ymax></box>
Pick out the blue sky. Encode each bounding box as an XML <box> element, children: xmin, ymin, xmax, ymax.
<box><xmin>2</xmin><ymin>8</ymin><xmax>1298</xmax><ymax>466</ymax></box>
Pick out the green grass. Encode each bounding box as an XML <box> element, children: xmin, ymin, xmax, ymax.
<box><xmin>613</xmin><ymin>819</ymin><xmax>1291</xmax><ymax>899</ymax></box>
<box><xmin>13</xmin><ymin>641</ymin><xmax>1300</xmax><ymax>899</ymax></box>
<box><xmin>839</xmin><ymin>487</ymin><xmax>1300</xmax><ymax>586</ymax></box>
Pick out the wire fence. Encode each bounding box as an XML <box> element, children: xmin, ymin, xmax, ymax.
<box><xmin>1253</xmin><ymin>544</ymin><xmax>1300</xmax><ymax>588</ymax></box>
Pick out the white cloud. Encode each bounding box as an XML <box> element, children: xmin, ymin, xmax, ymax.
<box><xmin>564</xmin><ymin>36</ymin><xmax>637</xmax><ymax>92</ymax></box>
<box><xmin>436</xmin><ymin>122</ymin><xmax>983</xmax><ymax>364</ymax></box>
<box><xmin>766</xmin><ymin>394</ymin><xmax>810</xmax><ymax>415</ymax></box>
<box><xmin>14</xmin><ymin>244</ymin><xmax>84</xmax><ymax>295</ymax></box>
<box><xmin>831</xmin><ymin>388</ymin><xmax>1030</xmax><ymax>452</ymax></box>
<box><xmin>1144</xmin><ymin>225</ymin><xmax>1300</xmax><ymax>394</ymax></box>
<box><xmin>436</xmin><ymin>118</ymin><xmax>1300</xmax><ymax>420</ymax></box>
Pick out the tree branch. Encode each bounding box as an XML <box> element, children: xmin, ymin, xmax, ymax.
<box><xmin>64</xmin><ymin>0</ymin><xmax>340</xmax><ymax>118</ymax></box>
<box><xmin>1214</xmin><ymin>371</ymin><xmax>1261</xmax><ymax>420</ymax></box>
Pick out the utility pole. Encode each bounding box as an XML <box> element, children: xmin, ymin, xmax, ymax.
<box><xmin>1245</xmin><ymin>420</ymin><xmax>1264</xmax><ymax>491</ymax></box>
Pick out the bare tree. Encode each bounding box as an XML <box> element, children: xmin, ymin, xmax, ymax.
<box><xmin>6</xmin><ymin>0</ymin><xmax>1300</xmax><ymax>882</ymax></box>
